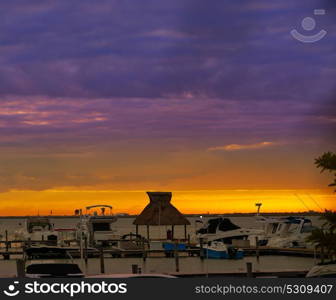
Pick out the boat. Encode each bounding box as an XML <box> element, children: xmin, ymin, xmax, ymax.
<box><xmin>195</xmin><ymin>216</ymin><xmax>263</xmax><ymax>246</ymax></box>
<box><xmin>200</xmin><ymin>241</ymin><xmax>244</xmax><ymax>259</ymax></box>
<box><xmin>25</xmin><ymin>262</ymin><xmax>84</xmax><ymax>278</ymax></box>
<box><xmin>162</xmin><ymin>242</ymin><xmax>187</xmax><ymax>251</ymax></box>
<box><xmin>306</xmin><ymin>262</ymin><xmax>336</xmax><ymax>278</ymax></box>
<box><xmin>13</xmin><ymin>217</ymin><xmax>79</xmax><ymax>250</ymax></box>
<box><xmin>250</xmin><ymin>203</ymin><xmax>316</xmax><ymax>248</ymax></box>
<box><xmin>255</xmin><ymin>215</ymin><xmax>315</xmax><ymax>248</ymax></box>
<box><xmin>14</xmin><ymin>217</ymin><xmax>59</xmax><ymax>245</ymax></box>
<box><xmin>77</xmin><ymin>205</ymin><xmax>118</xmax><ymax>247</ymax></box>
<box><xmin>24</xmin><ymin>247</ymin><xmax>84</xmax><ymax>278</ymax></box>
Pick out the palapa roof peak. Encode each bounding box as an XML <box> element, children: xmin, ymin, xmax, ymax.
<box><xmin>133</xmin><ymin>192</ymin><xmax>190</xmax><ymax>226</ymax></box>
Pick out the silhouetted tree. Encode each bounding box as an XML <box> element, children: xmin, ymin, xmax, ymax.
<box><xmin>307</xmin><ymin>153</ymin><xmax>336</xmax><ymax>263</ymax></box>
<box><xmin>307</xmin><ymin>228</ymin><xmax>336</xmax><ymax>262</ymax></box>
<box><xmin>322</xmin><ymin>210</ymin><xmax>336</xmax><ymax>231</ymax></box>
<box><xmin>315</xmin><ymin>152</ymin><xmax>336</xmax><ymax>191</ymax></box>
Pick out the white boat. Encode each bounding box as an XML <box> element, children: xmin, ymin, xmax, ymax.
<box><xmin>14</xmin><ymin>217</ymin><xmax>59</xmax><ymax>244</ymax></box>
<box><xmin>200</xmin><ymin>240</ymin><xmax>244</xmax><ymax>259</ymax></box>
<box><xmin>195</xmin><ymin>207</ymin><xmax>315</xmax><ymax>249</ymax></box>
<box><xmin>256</xmin><ymin>215</ymin><xmax>315</xmax><ymax>248</ymax></box>
<box><xmin>14</xmin><ymin>217</ymin><xmax>77</xmax><ymax>247</ymax></box>
<box><xmin>195</xmin><ymin>217</ymin><xmax>263</xmax><ymax>246</ymax></box>
<box><xmin>250</xmin><ymin>203</ymin><xmax>316</xmax><ymax>248</ymax></box>
<box><xmin>306</xmin><ymin>263</ymin><xmax>336</xmax><ymax>278</ymax></box>
<box><xmin>77</xmin><ymin>205</ymin><xmax>118</xmax><ymax>247</ymax></box>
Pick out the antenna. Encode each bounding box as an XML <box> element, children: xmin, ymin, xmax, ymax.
<box><xmin>307</xmin><ymin>194</ymin><xmax>324</xmax><ymax>212</ymax></box>
<box><xmin>255</xmin><ymin>203</ymin><xmax>262</xmax><ymax>215</ymax></box>
<box><xmin>294</xmin><ymin>194</ymin><xmax>310</xmax><ymax>211</ymax></box>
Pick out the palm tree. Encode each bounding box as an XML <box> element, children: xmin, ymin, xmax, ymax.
<box><xmin>307</xmin><ymin>228</ymin><xmax>328</xmax><ymax>263</ymax></box>
<box><xmin>306</xmin><ymin>153</ymin><xmax>336</xmax><ymax>263</ymax></box>
<box><xmin>315</xmin><ymin>152</ymin><xmax>336</xmax><ymax>191</ymax></box>
<box><xmin>307</xmin><ymin>228</ymin><xmax>336</xmax><ymax>263</ymax></box>
<box><xmin>321</xmin><ymin>210</ymin><xmax>336</xmax><ymax>231</ymax></box>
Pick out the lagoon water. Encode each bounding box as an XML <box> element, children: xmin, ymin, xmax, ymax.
<box><xmin>0</xmin><ymin>216</ymin><xmax>322</xmax><ymax>277</ymax></box>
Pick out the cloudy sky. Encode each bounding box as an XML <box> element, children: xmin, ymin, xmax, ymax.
<box><xmin>0</xmin><ymin>0</ymin><xmax>335</xmax><ymax>214</ymax></box>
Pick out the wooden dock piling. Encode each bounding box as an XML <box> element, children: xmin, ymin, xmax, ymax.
<box><xmin>84</xmin><ymin>237</ymin><xmax>88</xmax><ymax>265</ymax></box>
<box><xmin>100</xmin><ymin>248</ymin><xmax>105</xmax><ymax>274</ymax></box>
<box><xmin>246</xmin><ymin>262</ymin><xmax>253</xmax><ymax>278</ymax></box>
<box><xmin>5</xmin><ymin>230</ymin><xmax>8</xmax><ymax>250</ymax></box>
<box><xmin>131</xmin><ymin>264</ymin><xmax>138</xmax><ymax>274</ymax></box>
<box><xmin>16</xmin><ymin>259</ymin><xmax>25</xmax><ymax>278</ymax></box>
<box><xmin>4</xmin><ymin>231</ymin><xmax>10</xmax><ymax>260</ymax></box>
<box><xmin>174</xmin><ymin>241</ymin><xmax>180</xmax><ymax>272</ymax></box>
<box><xmin>142</xmin><ymin>244</ymin><xmax>147</xmax><ymax>262</ymax></box>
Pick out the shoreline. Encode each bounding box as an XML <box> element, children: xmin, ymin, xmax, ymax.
<box><xmin>0</xmin><ymin>212</ymin><xmax>323</xmax><ymax>219</ymax></box>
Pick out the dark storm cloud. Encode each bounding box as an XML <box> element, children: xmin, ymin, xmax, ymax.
<box><xmin>0</xmin><ymin>0</ymin><xmax>334</xmax><ymax>138</ymax></box>
<box><xmin>0</xmin><ymin>0</ymin><xmax>334</xmax><ymax>101</ymax></box>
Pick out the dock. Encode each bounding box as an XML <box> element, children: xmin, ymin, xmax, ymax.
<box><xmin>0</xmin><ymin>239</ymin><xmax>321</xmax><ymax>260</ymax></box>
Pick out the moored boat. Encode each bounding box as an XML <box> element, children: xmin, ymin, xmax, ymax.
<box><xmin>195</xmin><ymin>216</ymin><xmax>263</xmax><ymax>246</ymax></box>
<box><xmin>306</xmin><ymin>262</ymin><xmax>336</xmax><ymax>278</ymax></box>
<box><xmin>256</xmin><ymin>215</ymin><xmax>315</xmax><ymax>248</ymax></box>
<box><xmin>25</xmin><ymin>262</ymin><xmax>84</xmax><ymax>278</ymax></box>
<box><xmin>77</xmin><ymin>205</ymin><xmax>118</xmax><ymax>248</ymax></box>
<box><xmin>200</xmin><ymin>241</ymin><xmax>244</xmax><ymax>259</ymax></box>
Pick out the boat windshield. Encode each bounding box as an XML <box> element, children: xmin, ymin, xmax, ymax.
<box><xmin>197</xmin><ymin>218</ymin><xmax>240</xmax><ymax>234</ymax></box>
<box><xmin>301</xmin><ymin>220</ymin><xmax>314</xmax><ymax>233</ymax></box>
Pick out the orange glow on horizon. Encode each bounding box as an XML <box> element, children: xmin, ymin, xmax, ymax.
<box><xmin>0</xmin><ymin>189</ymin><xmax>334</xmax><ymax>216</ymax></box>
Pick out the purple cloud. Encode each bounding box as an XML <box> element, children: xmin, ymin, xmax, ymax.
<box><xmin>0</xmin><ymin>0</ymin><xmax>335</xmax><ymax>191</ymax></box>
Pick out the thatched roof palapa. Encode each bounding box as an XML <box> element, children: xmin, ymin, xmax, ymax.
<box><xmin>133</xmin><ymin>192</ymin><xmax>190</xmax><ymax>226</ymax></box>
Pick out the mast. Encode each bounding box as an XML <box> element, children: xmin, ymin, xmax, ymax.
<box><xmin>255</xmin><ymin>203</ymin><xmax>262</xmax><ymax>216</ymax></box>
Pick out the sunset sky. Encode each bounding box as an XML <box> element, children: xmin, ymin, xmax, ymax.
<box><xmin>0</xmin><ymin>0</ymin><xmax>335</xmax><ymax>215</ymax></box>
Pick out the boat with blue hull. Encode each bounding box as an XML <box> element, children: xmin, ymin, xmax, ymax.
<box><xmin>201</xmin><ymin>241</ymin><xmax>244</xmax><ymax>259</ymax></box>
<box><xmin>162</xmin><ymin>242</ymin><xmax>187</xmax><ymax>251</ymax></box>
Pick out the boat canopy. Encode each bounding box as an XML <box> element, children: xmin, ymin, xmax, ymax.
<box><xmin>86</xmin><ymin>205</ymin><xmax>113</xmax><ymax>210</ymax></box>
<box><xmin>197</xmin><ymin>218</ymin><xmax>240</xmax><ymax>234</ymax></box>
<box><xmin>26</xmin><ymin>217</ymin><xmax>53</xmax><ymax>233</ymax></box>
<box><xmin>284</xmin><ymin>217</ymin><xmax>312</xmax><ymax>224</ymax></box>
<box><xmin>26</xmin><ymin>263</ymin><xmax>83</xmax><ymax>277</ymax></box>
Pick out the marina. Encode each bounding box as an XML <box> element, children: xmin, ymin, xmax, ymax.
<box><xmin>0</xmin><ymin>1</ymin><xmax>335</xmax><ymax>295</ymax></box>
<box><xmin>0</xmin><ymin>213</ymin><xmax>328</xmax><ymax>277</ymax></box>
<box><xmin>0</xmin><ymin>192</ymin><xmax>334</xmax><ymax>278</ymax></box>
